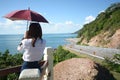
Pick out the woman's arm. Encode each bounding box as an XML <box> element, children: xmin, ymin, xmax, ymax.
<box><xmin>17</xmin><ymin>42</ymin><xmax>23</xmax><ymax>52</ymax></box>
<box><xmin>24</xmin><ymin>31</ymin><xmax>29</xmax><ymax>39</ymax></box>
<box><xmin>18</xmin><ymin>31</ymin><xmax>27</xmax><ymax>51</ymax></box>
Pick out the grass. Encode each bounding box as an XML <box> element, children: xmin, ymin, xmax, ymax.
<box><xmin>63</xmin><ymin>46</ymin><xmax>120</xmax><ymax>80</ymax></box>
<box><xmin>63</xmin><ymin>46</ymin><xmax>103</xmax><ymax>64</ymax></box>
<box><xmin>111</xmin><ymin>71</ymin><xmax>120</xmax><ymax>80</ymax></box>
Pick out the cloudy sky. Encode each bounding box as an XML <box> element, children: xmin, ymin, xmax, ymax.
<box><xmin>0</xmin><ymin>0</ymin><xmax>119</xmax><ymax>34</ymax></box>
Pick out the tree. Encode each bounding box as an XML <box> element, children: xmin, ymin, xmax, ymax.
<box><xmin>0</xmin><ymin>49</ymin><xmax>23</xmax><ymax>79</ymax></box>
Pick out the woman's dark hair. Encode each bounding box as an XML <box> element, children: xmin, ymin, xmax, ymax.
<box><xmin>28</xmin><ymin>22</ymin><xmax>42</xmax><ymax>47</ymax></box>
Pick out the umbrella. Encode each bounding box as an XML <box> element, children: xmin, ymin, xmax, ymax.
<box><xmin>4</xmin><ymin>9</ymin><xmax>48</xmax><ymax>23</ymax></box>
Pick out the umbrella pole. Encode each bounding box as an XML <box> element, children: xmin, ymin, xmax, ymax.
<box><xmin>26</xmin><ymin>7</ymin><xmax>30</xmax><ymax>31</ymax></box>
<box><xmin>26</xmin><ymin>20</ymin><xmax>29</xmax><ymax>31</ymax></box>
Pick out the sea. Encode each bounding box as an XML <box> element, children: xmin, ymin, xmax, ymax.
<box><xmin>0</xmin><ymin>33</ymin><xmax>77</xmax><ymax>54</ymax></box>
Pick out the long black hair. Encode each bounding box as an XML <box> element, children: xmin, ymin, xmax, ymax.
<box><xmin>28</xmin><ymin>22</ymin><xmax>42</xmax><ymax>47</ymax></box>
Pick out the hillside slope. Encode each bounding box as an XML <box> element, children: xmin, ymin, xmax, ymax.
<box><xmin>77</xmin><ymin>3</ymin><xmax>120</xmax><ymax>49</ymax></box>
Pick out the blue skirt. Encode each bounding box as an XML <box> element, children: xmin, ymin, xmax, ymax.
<box><xmin>21</xmin><ymin>61</ymin><xmax>41</xmax><ymax>72</ymax></box>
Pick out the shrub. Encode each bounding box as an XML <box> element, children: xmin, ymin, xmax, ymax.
<box><xmin>103</xmin><ymin>54</ymin><xmax>120</xmax><ymax>73</ymax></box>
<box><xmin>53</xmin><ymin>46</ymin><xmax>79</xmax><ymax>66</ymax></box>
<box><xmin>0</xmin><ymin>50</ymin><xmax>23</xmax><ymax>80</ymax></box>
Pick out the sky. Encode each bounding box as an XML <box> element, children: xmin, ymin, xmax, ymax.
<box><xmin>0</xmin><ymin>0</ymin><xmax>120</xmax><ymax>34</ymax></box>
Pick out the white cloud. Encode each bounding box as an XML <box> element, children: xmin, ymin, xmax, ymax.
<box><xmin>65</xmin><ymin>21</ymin><xmax>73</xmax><ymax>25</ymax></box>
<box><xmin>42</xmin><ymin>21</ymin><xmax>82</xmax><ymax>34</ymax></box>
<box><xmin>0</xmin><ymin>20</ymin><xmax>82</xmax><ymax>34</ymax></box>
<box><xmin>99</xmin><ymin>10</ymin><xmax>105</xmax><ymax>14</ymax></box>
<box><xmin>84</xmin><ymin>15</ymin><xmax>95</xmax><ymax>24</ymax></box>
<box><xmin>14</xmin><ymin>25</ymin><xmax>23</xmax><ymax>30</ymax></box>
<box><xmin>0</xmin><ymin>20</ymin><xmax>26</xmax><ymax>34</ymax></box>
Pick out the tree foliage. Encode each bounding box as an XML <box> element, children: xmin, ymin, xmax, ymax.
<box><xmin>53</xmin><ymin>46</ymin><xmax>79</xmax><ymax>66</ymax></box>
<box><xmin>103</xmin><ymin>54</ymin><xmax>120</xmax><ymax>73</ymax></box>
<box><xmin>0</xmin><ymin>49</ymin><xmax>23</xmax><ymax>80</ymax></box>
<box><xmin>77</xmin><ymin>2</ymin><xmax>120</xmax><ymax>42</ymax></box>
<box><xmin>0</xmin><ymin>49</ymin><xmax>23</xmax><ymax>69</ymax></box>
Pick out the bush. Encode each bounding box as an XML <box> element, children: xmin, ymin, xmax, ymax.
<box><xmin>103</xmin><ymin>54</ymin><xmax>120</xmax><ymax>73</ymax></box>
<box><xmin>0</xmin><ymin>50</ymin><xmax>23</xmax><ymax>80</ymax></box>
<box><xmin>53</xmin><ymin>46</ymin><xmax>79</xmax><ymax>66</ymax></box>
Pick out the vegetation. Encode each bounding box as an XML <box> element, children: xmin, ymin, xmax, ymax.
<box><xmin>54</xmin><ymin>46</ymin><xmax>120</xmax><ymax>74</ymax></box>
<box><xmin>53</xmin><ymin>46</ymin><xmax>80</xmax><ymax>66</ymax></box>
<box><xmin>74</xmin><ymin>3</ymin><xmax>120</xmax><ymax>79</ymax></box>
<box><xmin>0</xmin><ymin>49</ymin><xmax>23</xmax><ymax>69</ymax></box>
<box><xmin>76</xmin><ymin>2</ymin><xmax>120</xmax><ymax>42</ymax></box>
<box><xmin>103</xmin><ymin>54</ymin><xmax>120</xmax><ymax>73</ymax></box>
<box><xmin>0</xmin><ymin>46</ymin><xmax>79</xmax><ymax>79</ymax></box>
<box><xmin>0</xmin><ymin>47</ymin><xmax>120</xmax><ymax>79</ymax></box>
<box><xmin>0</xmin><ymin>49</ymin><xmax>23</xmax><ymax>80</ymax></box>
<box><xmin>64</xmin><ymin>47</ymin><xmax>120</xmax><ymax>79</ymax></box>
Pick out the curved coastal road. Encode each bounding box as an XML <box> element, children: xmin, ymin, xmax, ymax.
<box><xmin>65</xmin><ymin>44</ymin><xmax>120</xmax><ymax>60</ymax></box>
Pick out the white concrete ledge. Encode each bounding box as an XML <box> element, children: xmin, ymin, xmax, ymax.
<box><xmin>19</xmin><ymin>69</ymin><xmax>40</xmax><ymax>80</ymax></box>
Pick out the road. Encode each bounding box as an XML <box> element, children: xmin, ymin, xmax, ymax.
<box><xmin>65</xmin><ymin>44</ymin><xmax>120</xmax><ymax>60</ymax></box>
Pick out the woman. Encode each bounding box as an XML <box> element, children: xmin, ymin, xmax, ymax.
<box><xmin>17</xmin><ymin>22</ymin><xmax>46</xmax><ymax>72</ymax></box>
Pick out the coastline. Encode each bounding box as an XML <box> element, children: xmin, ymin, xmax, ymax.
<box><xmin>65</xmin><ymin>38</ymin><xmax>80</xmax><ymax>44</ymax></box>
<box><xmin>64</xmin><ymin>37</ymin><xmax>120</xmax><ymax>59</ymax></box>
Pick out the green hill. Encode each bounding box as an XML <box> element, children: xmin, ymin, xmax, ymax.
<box><xmin>76</xmin><ymin>2</ymin><xmax>120</xmax><ymax>48</ymax></box>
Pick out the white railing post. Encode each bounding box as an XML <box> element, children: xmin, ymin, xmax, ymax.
<box><xmin>43</xmin><ymin>47</ymin><xmax>53</xmax><ymax>80</ymax></box>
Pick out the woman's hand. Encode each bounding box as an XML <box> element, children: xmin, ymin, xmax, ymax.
<box><xmin>24</xmin><ymin>31</ymin><xmax>29</xmax><ymax>39</ymax></box>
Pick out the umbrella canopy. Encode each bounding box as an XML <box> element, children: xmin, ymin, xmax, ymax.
<box><xmin>4</xmin><ymin>9</ymin><xmax>48</xmax><ymax>23</ymax></box>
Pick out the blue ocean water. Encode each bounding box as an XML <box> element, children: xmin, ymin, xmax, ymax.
<box><xmin>0</xmin><ymin>33</ymin><xmax>77</xmax><ymax>54</ymax></box>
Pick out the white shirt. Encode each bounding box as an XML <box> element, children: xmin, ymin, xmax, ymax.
<box><xmin>17</xmin><ymin>38</ymin><xmax>46</xmax><ymax>62</ymax></box>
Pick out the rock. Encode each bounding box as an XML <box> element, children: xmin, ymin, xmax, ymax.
<box><xmin>54</xmin><ymin>58</ymin><xmax>115</xmax><ymax>80</ymax></box>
